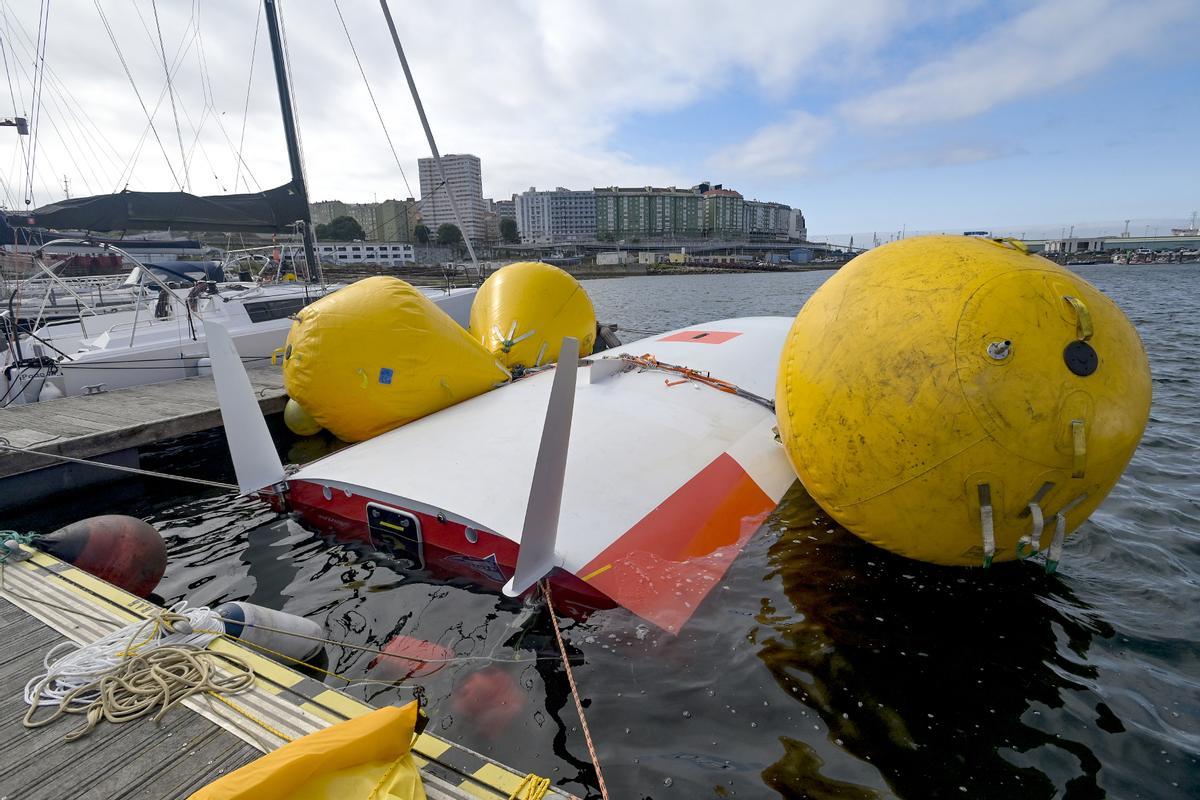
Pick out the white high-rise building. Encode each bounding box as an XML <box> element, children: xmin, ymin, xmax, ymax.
<box><xmin>417</xmin><ymin>154</ymin><xmax>486</xmax><ymax>242</ymax></box>
<box><xmin>743</xmin><ymin>200</ymin><xmax>792</xmax><ymax>239</ymax></box>
<box><xmin>513</xmin><ymin>187</ymin><xmax>596</xmax><ymax>243</ymax></box>
<box><xmin>788</xmin><ymin>208</ymin><xmax>807</xmax><ymax>242</ymax></box>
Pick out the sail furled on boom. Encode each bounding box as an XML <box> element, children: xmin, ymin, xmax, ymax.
<box><xmin>20</xmin><ymin>180</ymin><xmax>309</xmax><ymax>233</ymax></box>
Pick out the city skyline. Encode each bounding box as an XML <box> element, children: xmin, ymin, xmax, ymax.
<box><xmin>0</xmin><ymin>1</ymin><xmax>1196</xmax><ymax>239</ymax></box>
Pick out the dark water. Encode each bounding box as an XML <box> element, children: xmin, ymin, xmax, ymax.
<box><xmin>13</xmin><ymin>265</ymin><xmax>1199</xmax><ymax>799</ymax></box>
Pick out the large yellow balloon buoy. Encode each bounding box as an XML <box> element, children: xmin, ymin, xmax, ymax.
<box><xmin>469</xmin><ymin>261</ymin><xmax>596</xmax><ymax>370</ymax></box>
<box><xmin>283</xmin><ymin>276</ymin><xmax>509</xmax><ymax>442</ymax></box>
<box><xmin>776</xmin><ymin>235</ymin><xmax>1151</xmax><ymax>568</ymax></box>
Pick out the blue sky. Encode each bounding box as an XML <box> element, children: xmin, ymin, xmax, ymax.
<box><xmin>4</xmin><ymin>0</ymin><xmax>1198</xmax><ymax>239</ymax></box>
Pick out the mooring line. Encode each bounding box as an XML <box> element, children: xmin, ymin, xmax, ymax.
<box><xmin>541</xmin><ymin>579</ymin><xmax>609</xmax><ymax>800</ymax></box>
<box><xmin>0</xmin><ymin>439</ymin><xmax>238</xmax><ymax>491</ymax></box>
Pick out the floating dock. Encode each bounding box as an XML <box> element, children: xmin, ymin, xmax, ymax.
<box><xmin>0</xmin><ymin>550</ymin><xmax>575</xmax><ymax>799</ymax></box>
<box><xmin>0</xmin><ymin>365</ymin><xmax>286</xmax><ymax>510</ymax></box>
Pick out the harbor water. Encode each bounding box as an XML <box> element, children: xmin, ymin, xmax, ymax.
<box><xmin>10</xmin><ymin>264</ymin><xmax>1198</xmax><ymax>798</ymax></box>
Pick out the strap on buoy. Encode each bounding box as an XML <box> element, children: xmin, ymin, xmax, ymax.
<box><xmin>977</xmin><ymin>484</ymin><xmax>995</xmax><ymax>568</ymax></box>
<box><xmin>1071</xmin><ymin>419</ymin><xmax>1087</xmax><ymax>478</ymax></box>
<box><xmin>1062</xmin><ymin>296</ymin><xmax>1094</xmax><ymax>341</ymax></box>
<box><xmin>1017</xmin><ymin>502</ymin><xmax>1045</xmax><ymax>559</ymax></box>
<box><xmin>1046</xmin><ymin>494</ymin><xmax>1088</xmax><ymax>574</ymax></box>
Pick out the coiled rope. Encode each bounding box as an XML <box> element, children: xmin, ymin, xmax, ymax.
<box><xmin>508</xmin><ymin>772</ymin><xmax>551</xmax><ymax>800</ymax></box>
<box><xmin>0</xmin><ymin>531</ymin><xmax>37</xmax><ymax>563</ymax></box>
<box><xmin>23</xmin><ymin>602</ymin><xmax>254</xmax><ymax>741</ymax></box>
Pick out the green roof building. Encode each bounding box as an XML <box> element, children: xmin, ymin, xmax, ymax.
<box><xmin>595</xmin><ymin>187</ymin><xmax>703</xmax><ymax>241</ymax></box>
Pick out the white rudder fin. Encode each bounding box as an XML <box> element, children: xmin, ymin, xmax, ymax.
<box><xmin>503</xmin><ymin>337</ymin><xmax>579</xmax><ymax>597</ymax></box>
<box><xmin>203</xmin><ymin>320</ymin><xmax>286</xmax><ymax>494</ymax></box>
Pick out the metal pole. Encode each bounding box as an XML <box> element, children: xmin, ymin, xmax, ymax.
<box><xmin>261</xmin><ymin>0</ymin><xmax>323</xmax><ymax>289</ymax></box>
<box><xmin>378</xmin><ymin>0</ymin><xmax>481</xmax><ymax>281</ymax></box>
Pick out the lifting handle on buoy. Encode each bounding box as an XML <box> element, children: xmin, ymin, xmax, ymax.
<box><xmin>1062</xmin><ymin>296</ymin><xmax>1094</xmax><ymax>341</ymax></box>
<box><xmin>977</xmin><ymin>484</ymin><xmax>995</xmax><ymax>569</ymax></box>
<box><xmin>1071</xmin><ymin>419</ymin><xmax>1087</xmax><ymax>479</ymax></box>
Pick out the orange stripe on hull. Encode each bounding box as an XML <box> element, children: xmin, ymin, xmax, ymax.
<box><xmin>578</xmin><ymin>452</ymin><xmax>776</xmax><ymax>634</ymax></box>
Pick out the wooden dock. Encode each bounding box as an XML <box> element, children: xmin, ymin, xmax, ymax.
<box><xmin>0</xmin><ymin>549</ymin><xmax>574</xmax><ymax>799</ymax></box>
<box><xmin>0</xmin><ymin>364</ymin><xmax>287</xmax><ymax>492</ymax></box>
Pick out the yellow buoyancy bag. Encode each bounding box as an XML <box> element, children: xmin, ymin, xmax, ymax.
<box><xmin>283</xmin><ymin>276</ymin><xmax>509</xmax><ymax>442</ymax></box>
<box><xmin>188</xmin><ymin>703</ymin><xmax>424</xmax><ymax>800</ymax></box>
<box><xmin>775</xmin><ymin>235</ymin><xmax>1151</xmax><ymax>567</ymax></box>
<box><xmin>469</xmin><ymin>261</ymin><xmax>596</xmax><ymax>370</ymax></box>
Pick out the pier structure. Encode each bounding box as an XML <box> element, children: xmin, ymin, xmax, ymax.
<box><xmin>0</xmin><ymin>549</ymin><xmax>573</xmax><ymax>799</ymax></box>
<box><xmin>0</xmin><ymin>365</ymin><xmax>287</xmax><ymax>512</ymax></box>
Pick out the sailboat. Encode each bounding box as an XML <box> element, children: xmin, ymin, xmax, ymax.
<box><xmin>0</xmin><ymin>0</ymin><xmax>476</xmax><ymax>407</ymax></box>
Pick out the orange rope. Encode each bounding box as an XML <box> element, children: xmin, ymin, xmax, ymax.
<box><xmin>627</xmin><ymin>353</ymin><xmax>738</xmax><ymax>393</ymax></box>
<box><xmin>541</xmin><ymin>580</ymin><xmax>609</xmax><ymax>800</ymax></box>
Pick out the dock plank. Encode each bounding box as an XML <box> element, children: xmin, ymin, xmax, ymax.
<box><xmin>0</xmin><ymin>556</ymin><xmax>576</xmax><ymax>800</ymax></box>
<box><xmin>0</xmin><ymin>364</ymin><xmax>287</xmax><ymax>481</ymax></box>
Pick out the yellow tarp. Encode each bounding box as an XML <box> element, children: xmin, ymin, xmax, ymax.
<box><xmin>188</xmin><ymin>704</ymin><xmax>425</xmax><ymax>800</ymax></box>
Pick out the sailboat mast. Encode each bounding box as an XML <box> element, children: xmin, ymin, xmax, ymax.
<box><xmin>261</xmin><ymin>0</ymin><xmax>322</xmax><ymax>287</ymax></box>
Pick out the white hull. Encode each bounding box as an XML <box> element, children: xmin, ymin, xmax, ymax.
<box><xmin>283</xmin><ymin>317</ymin><xmax>796</xmax><ymax>631</ymax></box>
<box><xmin>2</xmin><ymin>284</ymin><xmax>477</xmax><ymax>405</ymax></box>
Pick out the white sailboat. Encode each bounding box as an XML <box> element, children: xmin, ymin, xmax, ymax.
<box><xmin>1</xmin><ymin>269</ymin><xmax>474</xmax><ymax>405</ymax></box>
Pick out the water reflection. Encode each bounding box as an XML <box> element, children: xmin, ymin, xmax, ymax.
<box><xmin>758</xmin><ymin>487</ymin><xmax>1109</xmax><ymax>798</ymax></box>
<box><xmin>9</xmin><ymin>266</ymin><xmax>1198</xmax><ymax>798</ymax></box>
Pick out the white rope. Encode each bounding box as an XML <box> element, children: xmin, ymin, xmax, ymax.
<box><xmin>23</xmin><ymin>601</ymin><xmax>223</xmax><ymax>710</ymax></box>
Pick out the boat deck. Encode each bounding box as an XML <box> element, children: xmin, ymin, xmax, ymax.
<box><xmin>0</xmin><ymin>364</ymin><xmax>287</xmax><ymax>483</ymax></box>
<box><xmin>0</xmin><ymin>550</ymin><xmax>573</xmax><ymax>799</ymax></box>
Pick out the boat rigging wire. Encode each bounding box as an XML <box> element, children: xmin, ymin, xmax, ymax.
<box><xmin>0</xmin><ymin>5</ymin><xmax>29</xmax><ymax>206</ymax></box>
<box><xmin>233</xmin><ymin>1</ymin><xmax>263</xmax><ymax>193</ymax></box>
<box><xmin>330</xmin><ymin>0</ymin><xmax>418</xmax><ymax>203</ymax></box>
<box><xmin>149</xmin><ymin>0</ymin><xmax>190</xmax><ymax>191</ymax></box>
<box><xmin>378</xmin><ymin>0</ymin><xmax>482</xmax><ymax>281</ymax></box>
<box><xmin>23</xmin><ymin>0</ymin><xmax>49</xmax><ymax>206</ymax></box>
<box><xmin>93</xmin><ymin>0</ymin><xmax>183</xmax><ymax>190</ymax></box>
<box><xmin>0</xmin><ymin>1</ymin><xmax>126</xmax><ymax>188</ymax></box>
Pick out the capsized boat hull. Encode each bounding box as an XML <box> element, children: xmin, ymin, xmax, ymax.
<box><xmin>284</xmin><ymin>317</ymin><xmax>798</xmax><ymax>632</ymax></box>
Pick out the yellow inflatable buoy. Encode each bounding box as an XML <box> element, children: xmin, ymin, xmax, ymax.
<box><xmin>283</xmin><ymin>398</ymin><xmax>322</xmax><ymax>436</ymax></box>
<box><xmin>283</xmin><ymin>276</ymin><xmax>509</xmax><ymax>442</ymax></box>
<box><xmin>469</xmin><ymin>261</ymin><xmax>596</xmax><ymax>370</ymax></box>
<box><xmin>776</xmin><ymin>235</ymin><xmax>1151</xmax><ymax>567</ymax></box>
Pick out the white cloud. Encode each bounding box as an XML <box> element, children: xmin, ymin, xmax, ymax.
<box><xmin>0</xmin><ymin>0</ymin><xmax>915</xmax><ymax>207</ymax></box>
<box><xmin>841</xmin><ymin>0</ymin><xmax>1195</xmax><ymax>127</ymax></box>
<box><xmin>856</xmin><ymin>143</ymin><xmax>1026</xmax><ymax>172</ymax></box>
<box><xmin>707</xmin><ymin>111</ymin><xmax>836</xmax><ymax>178</ymax></box>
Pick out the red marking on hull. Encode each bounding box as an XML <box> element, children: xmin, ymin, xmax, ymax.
<box><xmin>286</xmin><ymin>480</ymin><xmax>615</xmax><ymax>619</ymax></box>
<box><xmin>577</xmin><ymin>452</ymin><xmax>775</xmax><ymax>634</ymax></box>
<box><xmin>658</xmin><ymin>330</ymin><xmax>742</xmax><ymax>344</ymax></box>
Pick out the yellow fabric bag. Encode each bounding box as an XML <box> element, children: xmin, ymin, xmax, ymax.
<box><xmin>188</xmin><ymin>703</ymin><xmax>425</xmax><ymax>800</ymax></box>
<box><xmin>282</xmin><ymin>277</ymin><xmax>509</xmax><ymax>442</ymax></box>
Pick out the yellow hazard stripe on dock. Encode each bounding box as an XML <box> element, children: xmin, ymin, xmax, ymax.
<box><xmin>1</xmin><ymin>550</ymin><xmax>576</xmax><ymax>798</ymax></box>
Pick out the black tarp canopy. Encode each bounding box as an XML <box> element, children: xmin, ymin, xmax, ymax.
<box><xmin>21</xmin><ymin>180</ymin><xmax>309</xmax><ymax>233</ymax></box>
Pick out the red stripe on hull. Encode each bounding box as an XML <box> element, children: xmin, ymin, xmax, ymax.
<box><xmin>286</xmin><ymin>480</ymin><xmax>615</xmax><ymax>619</ymax></box>
<box><xmin>577</xmin><ymin>452</ymin><xmax>775</xmax><ymax>634</ymax></box>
